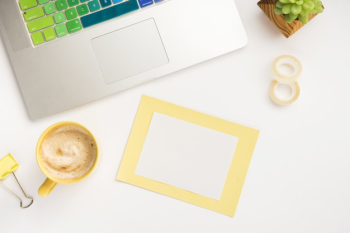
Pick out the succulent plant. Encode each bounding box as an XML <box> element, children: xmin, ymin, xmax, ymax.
<box><xmin>274</xmin><ymin>0</ymin><xmax>324</xmax><ymax>24</ymax></box>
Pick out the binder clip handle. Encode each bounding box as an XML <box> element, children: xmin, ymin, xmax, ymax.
<box><xmin>0</xmin><ymin>154</ymin><xmax>34</xmax><ymax>209</ymax></box>
<box><xmin>0</xmin><ymin>172</ymin><xmax>34</xmax><ymax>208</ymax></box>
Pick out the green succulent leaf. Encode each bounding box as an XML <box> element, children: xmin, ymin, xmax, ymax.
<box><xmin>289</xmin><ymin>13</ymin><xmax>299</xmax><ymax>20</ymax></box>
<box><xmin>303</xmin><ymin>1</ymin><xmax>315</xmax><ymax>10</ymax></box>
<box><xmin>274</xmin><ymin>7</ymin><xmax>283</xmax><ymax>14</ymax></box>
<box><xmin>314</xmin><ymin>1</ymin><xmax>322</xmax><ymax>7</ymax></box>
<box><xmin>282</xmin><ymin>4</ymin><xmax>292</xmax><ymax>14</ymax></box>
<box><xmin>309</xmin><ymin>8</ymin><xmax>317</xmax><ymax>14</ymax></box>
<box><xmin>284</xmin><ymin>14</ymin><xmax>294</xmax><ymax>23</ymax></box>
<box><xmin>276</xmin><ymin>1</ymin><xmax>285</xmax><ymax>8</ymax></box>
<box><xmin>299</xmin><ymin>8</ymin><xmax>309</xmax><ymax>16</ymax></box>
<box><xmin>315</xmin><ymin>6</ymin><xmax>324</xmax><ymax>13</ymax></box>
<box><xmin>279</xmin><ymin>0</ymin><xmax>290</xmax><ymax>4</ymax></box>
<box><xmin>274</xmin><ymin>0</ymin><xmax>323</xmax><ymax>24</ymax></box>
<box><xmin>298</xmin><ymin>14</ymin><xmax>309</xmax><ymax>24</ymax></box>
<box><xmin>291</xmin><ymin>4</ymin><xmax>302</xmax><ymax>15</ymax></box>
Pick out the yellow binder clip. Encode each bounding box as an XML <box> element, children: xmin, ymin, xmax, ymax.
<box><xmin>0</xmin><ymin>153</ymin><xmax>33</xmax><ymax>209</ymax></box>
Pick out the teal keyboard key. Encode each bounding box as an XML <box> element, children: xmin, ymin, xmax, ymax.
<box><xmin>99</xmin><ymin>0</ymin><xmax>111</xmax><ymax>8</ymax></box>
<box><xmin>81</xmin><ymin>0</ymin><xmax>139</xmax><ymax>28</ymax></box>
<box><xmin>80</xmin><ymin>0</ymin><xmax>89</xmax><ymax>2</ymax></box>
<box><xmin>88</xmin><ymin>0</ymin><xmax>101</xmax><ymax>12</ymax></box>
<box><xmin>77</xmin><ymin>4</ymin><xmax>89</xmax><ymax>16</ymax></box>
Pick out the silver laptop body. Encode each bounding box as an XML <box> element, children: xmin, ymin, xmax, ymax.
<box><xmin>0</xmin><ymin>0</ymin><xmax>247</xmax><ymax>119</ymax></box>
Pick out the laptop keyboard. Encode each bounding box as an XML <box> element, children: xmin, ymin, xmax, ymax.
<box><xmin>18</xmin><ymin>0</ymin><xmax>165</xmax><ymax>46</ymax></box>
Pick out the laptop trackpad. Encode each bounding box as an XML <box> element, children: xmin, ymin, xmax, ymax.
<box><xmin>91</xmin><ymin>19</ymin><xmax>169</xmax><ymax>85</ymax></box>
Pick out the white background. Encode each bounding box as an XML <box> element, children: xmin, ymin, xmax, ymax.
<box><xmin>1</xmin><ymin>0</ymin><xmax>350</xmax><ymax>232</ymax></box>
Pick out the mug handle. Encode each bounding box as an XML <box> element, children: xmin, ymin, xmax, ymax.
<box><xmin>38</xmin><ymin>178</ymin><xmax>57</xmax><ymax>197</ymax></box>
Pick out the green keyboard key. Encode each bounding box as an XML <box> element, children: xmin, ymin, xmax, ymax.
<box><xmin>77</xmin><ymin>4</ymin><xmax>89</xmax><ymax>16</ymax></box>
<box><xmin>67</xmin><ymin>0</ymin><xmax>79</xmax><ymax>7</ymax></box>
<box><xmin>38</xmin><ymin>0</ymin><xmax>49</xmax><ymax>4</ymax></box>
<box><xmin>19</xmin><ymin>0</ymin><xmax>38</xmax><ymax>11</ymax></box>
<box><xmin>55</xmin><ymin>24</ymin><xmax>68</xmax><ymax>37</ymax></box>
<box><xmin>54</xmin><ymin>12</ymin><xmax>66</xmax><ymax>23</ymax></box>
<box><xmin>27</xmin><ymin>16</ymin><xmax>54</xmax><ymax>32</ymax></box>
<box><xmin>31</xmin><ymin>31</ymin><xmax>44</xmax><ymax>45</ymax></box>
<box><xmin>55</xmin><ymin>0</ymin><xmax>68</xmax><ymax>11</ymax></box>
<box><xmin>66</xmin><ymin>19</ymin><xmax>82</xmax><ymax>33</ymax></box>
<box><xmin>43</xmin><ymin>2</ymin><xmax>56</xmax><ymax>14</ymax></box>
<box><xmin>88</xmin><ymin>0</ymin><xmax>100</xmax><ymax>12</ymax></box>
<box><xmin>23</xmin><ymin>7</ymin><xmax>44</xmax><ymax>22</ymax></box>
<box><xmin>65</xmin><ymin>8</ymin><xmax>77</xmax><ymax>20</ymax></box>
<box><xmin>43</xmin><ymin>27</ymin><xmax>56</xmax><ymax>41</ymax></box>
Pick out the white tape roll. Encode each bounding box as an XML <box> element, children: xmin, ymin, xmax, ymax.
<box><xmin>273</xmin><ymin>55</ymin><xmax>302</xmax><ymax>84</ymax></box>
<box><xmin>269</xmin><ymin>80</ymin><xmax>300</xmax><ymax>105</ymax></box>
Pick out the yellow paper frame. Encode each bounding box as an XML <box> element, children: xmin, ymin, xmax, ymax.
<box><xmin>117</xmin><ymin>96</ymin><xmax>259</xmax><ymax>217</ymax></box>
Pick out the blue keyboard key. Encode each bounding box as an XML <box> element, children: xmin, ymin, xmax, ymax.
<box><xmin>137</xmin><ymin>0</ymin><xmax>153</xmax><ymax>8</ymax></box>
<box><xmin>81</xmin><ymin>0</ymin><xmax>139</xmax><ymax>28</ymax></box>
<box><xmin>154</xmin><ymin>0</ymin><xmax>163</xmax><ymax>2</ymax></box>
<box><xmin>113</xmin><ymin>0</ymin><xmax>122</xmax><ymax>3</ymax></box>
<box><xmin>88</xmin><ymin>0</ymin><xmax>101</xmax><ymax>12</ymax></box>
<box><xmin>99</xmin><ymin>0</ymin><xmax>112</xmax><ymax>7</ymax></box>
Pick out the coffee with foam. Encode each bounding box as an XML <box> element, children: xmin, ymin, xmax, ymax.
<box><xmin>40</xmin><ymin>125</ymin><xmax>97</xmax><ymax>180</ymax></box>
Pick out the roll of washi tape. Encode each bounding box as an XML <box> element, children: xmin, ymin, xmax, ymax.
<box><xmin>269</xmin><ymin>80</ymin><xmax>300</xmax><ymax>105</ymax></box>
<box><xmin>273</xmin><ymin>55</ymin><xmax>302</xmax><ymax>84</ymax></box>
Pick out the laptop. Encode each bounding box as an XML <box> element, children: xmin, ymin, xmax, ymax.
<box><xmin>0</xmin><ymin>0</ymin><xmax>247</xmax><ymax>119</ymax></box>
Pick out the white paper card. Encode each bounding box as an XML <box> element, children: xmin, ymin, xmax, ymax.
<box><xmin>135</xmin><ymin>112</ymin><xmax>239</xmax><ymax>200</ymax></box>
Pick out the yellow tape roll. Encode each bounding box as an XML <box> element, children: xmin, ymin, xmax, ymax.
<box><xmin>269</xmin><ymin>80</ymin><xmax>300</xmax><ymax>105</ymax></box>
<box><xmin>273</xmin><ymin>55</ymin><xmax>302</xmax><ymax>84</ymax></box>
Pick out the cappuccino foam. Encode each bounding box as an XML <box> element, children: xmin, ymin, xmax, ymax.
<box><xmin>40</xmin><ymin>125</ymin><xmax>97</xmax><ymax>180</ymax></box>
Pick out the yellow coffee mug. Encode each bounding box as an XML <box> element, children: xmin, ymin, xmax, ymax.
<box><xmin>36</xmin><ymin>122</ymin><xmax>99</xmax><ymax>197</ymax></box>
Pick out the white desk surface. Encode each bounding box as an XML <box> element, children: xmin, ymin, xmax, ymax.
<box><xmin>1</xmin><ymin>0</ymin><xmax>349</xmax><ymax>232</ymax></box>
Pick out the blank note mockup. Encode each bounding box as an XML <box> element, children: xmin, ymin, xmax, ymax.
<box><xmin>135</xmin><ymin>112</ymin><xmax>239</xmax><ymax>200</ymax></box>
<box><xmin>117</xmin><ymin>96</ymin><xmax>259</xmax><ymax>217</ymax></box>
